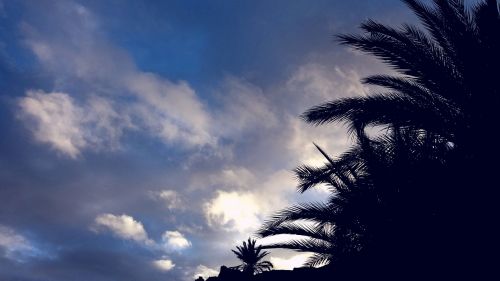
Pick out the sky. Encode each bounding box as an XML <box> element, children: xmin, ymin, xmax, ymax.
<box><xmin>0</xmin><ymin>0</ymin><xmax>415</xmax><ymax>280</ymax></box>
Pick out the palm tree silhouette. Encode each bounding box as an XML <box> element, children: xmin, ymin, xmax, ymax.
<box><xmin>258</xmin><ymin>144</ymin><xmax>368</xmax><ymax>268</ymax></box>
<box><xmin>304</xmin><ymin>0</ymin><xmax>499</xmax><ymax>150</ymax></box>
<box><xmin>259</xmin><ymin>1</ymin><xmax>499</xmax><ymax>279</ymax></box>
<box><xmin>231</xmin><ymin>238</ymin><xmax>273</xmax><ymax>276</ymax></box>
<box><xmin>259</xmin><ymin>134</ymin><xmax>450</xmax><ymax>267</ymax></box>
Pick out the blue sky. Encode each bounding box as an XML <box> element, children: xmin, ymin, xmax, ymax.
<box><xmin>0</xmin><ymin>0</ymin><xmax>413</xmax><ymax>280</ymax></box>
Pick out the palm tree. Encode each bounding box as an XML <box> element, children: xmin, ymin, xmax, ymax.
<box><xmin>302</xmin><ymin>1</ymin><xmax>500</xmax><ymax>220</ymax></box>
<box><xmin>231</xmin><ymin>238</ymin><xmax>273</xmax><ymax>275</ymax></box>
<box><xmin>303</xmin><ymin>0</ymin><xmax>499</xmax><ymax>151</ymax></box>
<box><xmin>301</xmin><ymin>0</ymin><xmax>500</xmax><ymax>277</ymax></box>
<box><xmin>259</xmin><ymin>133</ymin><xmax>449</xmax><ymax>270</ymax></box>
<box><xmin>258</xmin><ymin>144</ymin><xmax>369</xmax><ymax>268</ymax></box>
<box><xmin>259</xmin><ymin>0</ymin><xmax>499</xmax><ymax>279</ymax></box>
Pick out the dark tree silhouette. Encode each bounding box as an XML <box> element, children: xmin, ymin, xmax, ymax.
<box><xmin>260</xmin><ymin>131</ymin><xmax>452</xmax><ymax>271</ymax></box>
<box><xmin>258</xmin><ymin>144</ymin><xmax>368</xmax><ymax>268</ymax></box>
<box><xmin>259</xmin><ymin>0</ymin><xmax>499</xmax><ymax>279</ymax></box>
<box><xmin>304</xmin><ymin>0</ymin><xmax>500</xmax><ymax>165</ymax></box>
<box><xmin>231</xmin><ymin>238</ymin><xmax>273</xmax><ymax>275</ymax></box>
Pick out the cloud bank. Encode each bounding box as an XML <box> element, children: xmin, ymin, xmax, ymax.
<box><xmin>18</xmin><ymin>1</ymin><xmax>214</xmax><ymax>158</ymax></box>
<box><xmin>0</xmin><ymin>0</ymin><xmax>398</xmax><ymax>280</ymax></box>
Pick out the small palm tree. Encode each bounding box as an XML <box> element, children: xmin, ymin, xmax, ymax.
<box><xmin>231</xmin><ymin>238</ymin><xmax>273</xmax><ymax>275</ymax></box>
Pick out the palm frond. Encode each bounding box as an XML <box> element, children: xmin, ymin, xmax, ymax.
<box><xmin>302</xmin><ymin>93</ymin><xmax>457</xmax><ymax>137</ymax></box>
<box><xmin>260</xmin><ymin>237</ymin><xmax>333</xmax><ymax>254</ymax></box>
<box><xmin>304</xmin><ymin>253</ymin><xmax>332</xmax><ymax>268</ymax></box>
<box><xmin>260</xmin><ymin>202</ymin><xmax>338</xmax><ymax>230</ymax></box>
<box><xmin>258</xmin><ymin>222</ymin><xmax>334</xmax><ymax>243</ymax></box>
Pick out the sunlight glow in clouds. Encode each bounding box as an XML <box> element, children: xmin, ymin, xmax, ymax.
<box><xmin>204</xmin><ymin>190</ymin><xmax>262</xmax><ymax>233</ymax></box>
<box><xmin>200</xmin><ymin>168</ymin><xmax>302</xmax><ymax>236</ymax></box>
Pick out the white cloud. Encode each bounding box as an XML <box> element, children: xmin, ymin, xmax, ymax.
<box><xmin>17</xmin><ymin>2</ymin><xmax>361</xmax><ymax>163</ymax></box>
<box><xmin>207</xmin><ymin>167</ymin><xmax>255</xmax><ymax>190</ymax></box>
<box><xmin>0</xmin><ymin>225</ymin><xmax>37</xmax><ymax>260</ymax></box>
<box><xmin>84</xmin><ymin>95</ymin><xmax>130</xmax><ymax>149</ymax></box>
<box><xmin>94</xmin><ymin>214</ymin><xmax>153</xmax><ymax>245</ymax></box>
<box><xmin>126</xmin><ymin>73</ymin><xmax>214</xmax><ymax>147</ymax></box>
<box><xmin>269</xmin><ymin>253</ymin><xmax>313</xmax><ymax>270</ymax></box>
<box><xmin>287</xmin><ymin>63</ymin><xmax>340</xmax><ymax>103</ymax></box>
<box><xmin>286</xmin><ymin>117</ymin><xmax>350</xmax><ymax>167</ymax></box>
<box><xmin>18</xmin><ymin>90</ymin><xmax>86</xmax><ymax>158</ymax></box>
<box><xmin>153</xmin><ymin>190</ymin><xmax>184</xmax><ymax>210</ymax></box>
<box><xmin>281</xmin><ymin>63</ymin><xmax>364</xmax><ymax>166</ymax></box>
<box><xmin>18</xmin><ymin>1</ymin><xmax>214</xmax><ymax>157</ymax></box>
<box><xmin>18</xmin><ymin>90</ymin><xmax>129</xmax><ymax>158</ymax></box>
<box><xmin>28</xmin><ymin>41</ymin><xmax>53</xmax><ymax>62</ymax></box>
<box><xmin>176</xmin><ymin>224</ymin><xmax>204</xmax><ymax>235</ymax></box>
<box><xmin>153</xmin><ymin>259</ymin><xmax>175</xmax><ymax>271</ymax></box>
<box><xmin>214</xmin><ymin>77</ymin><xmax>278</xmax><ymax>137</ymax></box>
<box><xmin>193</xmin><ymin>265</ymin><xmax>219</xmax><ymax>280</ymax></box>
<box><xmin>333</xmin><ymin>66</ymin><xmax>369</xmax><ymax>97</ymax></box>
<box><xmin>162</xmin><ymin>230</ymin><xmax>191</xmax><ymax>251</ymax></box>
<box><xmin>200</xmin><ymin>167</ymin><xmax>297</xmax><ymax>236</ymax></box>
<box><xmin>286</xmin><ymin>63</ymin><xmax>368</xmax><ymax>109</ymax></box>
<box><xmin>94</xmin><ymin>215</ymin><xmax>191</xmax><ymax>254</ymax></box>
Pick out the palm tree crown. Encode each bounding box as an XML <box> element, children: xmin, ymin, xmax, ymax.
<box><xmin>259</xmin><ymin>0</ymin><xmax>499</xmax><ymax>279</ymax></box>
<box><xmin>231</xmin><ymin>238</ymin><xmax>273</xmax><ymax>275</ymax></box>
<box><xmin>304</xmin><ymin>0</ymin><xmax>500</xmax><ymax>156</ymax></box>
